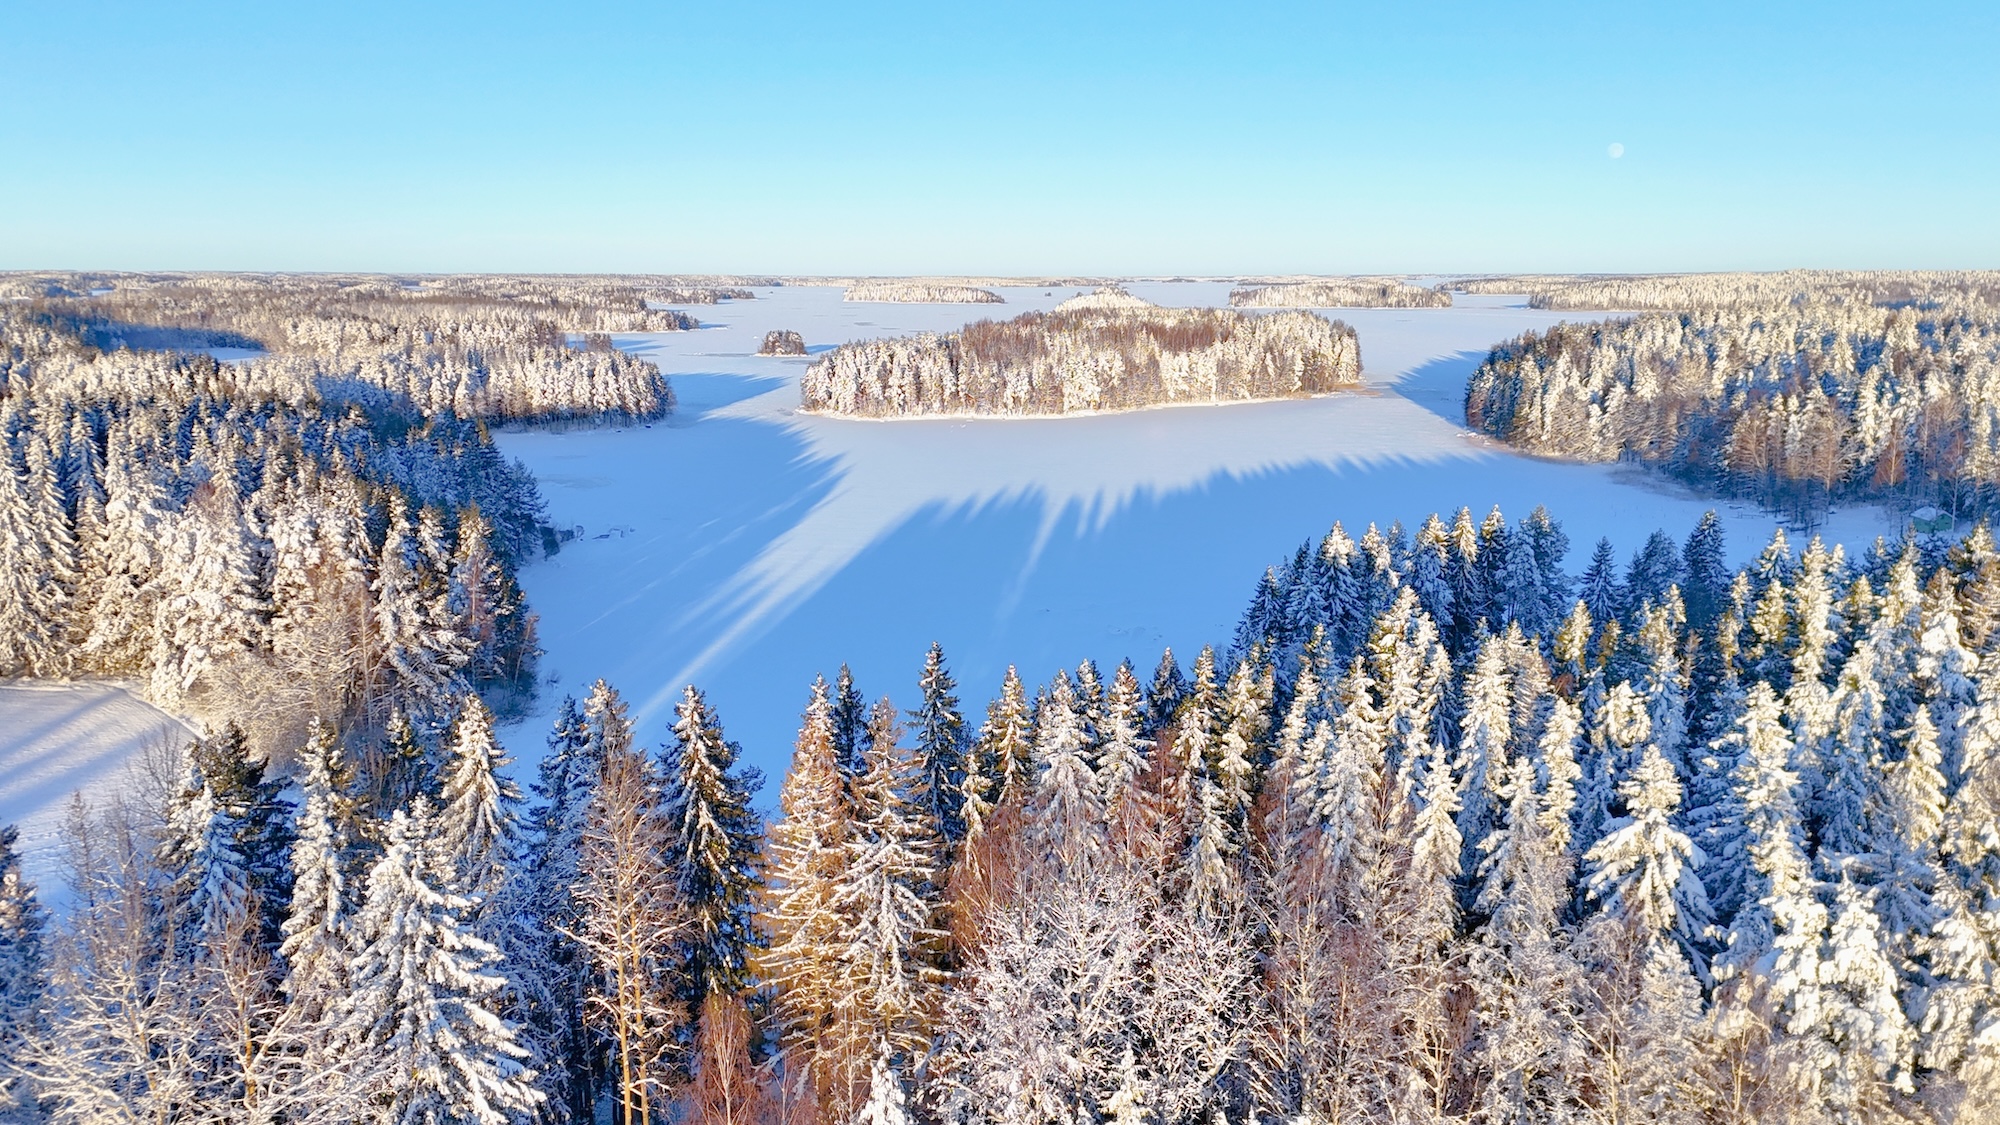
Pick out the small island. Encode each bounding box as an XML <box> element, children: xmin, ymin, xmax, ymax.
<box><xmin>1230</xmin><ymin>279</ymin><xmax>1451</xmax><ymax>309</ymax></box>
<box><xmin>843</xmin><ymin>281</ymin><xmax>1006</xmax><ymax>304</ymax></box>
<box><xmin>650</xmin><ymin>286</ymin><xmax>755</xmax><ymax>304</ymax></box>
<box><xmin>1054</xmin><ymin>284</ymin><xmax>1158</xmax><ymax>312</ymax></box>
<box><xmin>801</xmin><ymin>303</ymin><xmax>1359</xmax><ymax>417</ymax></box>
<box><xmin>758</xmin><ymin>329</ymin><xmax>808</xmax><ymax>356</ymax></box>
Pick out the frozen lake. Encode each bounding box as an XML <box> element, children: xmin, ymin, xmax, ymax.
<box><xmin>495</xmin><ymin>283</ymin><xmax>1894</xmax><ymax>788</ymax></box>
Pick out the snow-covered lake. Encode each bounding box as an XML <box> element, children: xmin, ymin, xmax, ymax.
<box><xmin>495</xmin><ymin>284</ymin><xmax>1894</xmax><ymax>789</ymax></box>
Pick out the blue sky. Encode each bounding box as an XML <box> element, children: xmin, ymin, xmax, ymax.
<box><xmin>4</xmin><ymin>1</ymin><xmax>1995</xmax><ymax>274</ymax></box>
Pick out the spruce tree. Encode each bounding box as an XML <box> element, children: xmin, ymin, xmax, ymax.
<box><xmin>662</xmin><ymin>684</ymin><xmax>764</xmax><ymax>1007</ymax></box>
<box><xmin>343</xmin><ymin>801</ymin><xmax>542</xmax><ymax>1125</ymax></box>
<box><xmin>435</xmin><ymin>693</ymin><xmax>522</xmax><ymax>905</ymax></box>
<box><xmin>831</xmin><ymin>664</ymin><xmax>870</xmax><ymax>777</ymax></box>
<box><xmin>0</xmin><ymin>824</ymin><xmax>46</xmax><ymax>1122</ymax></box>
<box><xmin>909</xmin><ymin>643</ymin><xmax>969</xmax><ymax>848</ymax></box>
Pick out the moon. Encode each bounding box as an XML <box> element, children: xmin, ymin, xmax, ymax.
<box><xmin>1608</xmin><ymin>142</ymin><xmax>1625</xmax><ymax>159</ymax></box>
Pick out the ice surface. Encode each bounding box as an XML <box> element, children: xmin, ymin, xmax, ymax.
<box><xmin>0</xmin><ymin>680</ymin><xmax>194</xmax><ymax>878</ymax></box>
<box><xmin>494</xmin><ymin>285</ymin><xmax>1895</xmax><ymax>794</ymax></box>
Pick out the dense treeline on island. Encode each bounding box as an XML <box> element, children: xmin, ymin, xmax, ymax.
<box><xmin>12</xmin><ymin>502</ymin><xmax>2000</xmax><ymax>1125</ymax></box>
<box><xmin>759</xmin><ymin>330</ymin><xmax>808</xmax><ymax>356</ymax></box>
<box><xmin>0</xmin><ymin>271</ymin><xmax>702</xmax><ymax>750</ymax></box>
<box><xmin>801</xmin><ymin>303</ymin><xmax>1361</xmax><ymax>417</ymax></box>
<box><xmin>7</xmin><ymin>272</ymin><xmax>681</xmax><ymax>421</ymax></box>
<box><xmin>1231</xmin><ymin>279</ymin><xmax>1452</xmax><ymax>309</ymax></box>
<box><xmin>650</xmin><ymin>287</ymin><xmax>755</xmax><ymax>305</ymax></box>
<box><xmin>1463</xmin><ymin>297</ymin><xmax>2000</xmax><ymax>523</ymax></box>
<box><xmin>1449</xmin><ymin>271</ymin><xmax>2000</xmax><ymax>313</ymax></box>
<box><xmin>843</xmin><ymin>281</ymin><xmax>1006</xmax><ymax>304</ymax></box>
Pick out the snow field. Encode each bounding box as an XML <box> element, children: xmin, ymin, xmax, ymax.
<box><xmin>0</xmin><ymin>680</ymin><xmax>194</xmax><ymax>877</ymax></box>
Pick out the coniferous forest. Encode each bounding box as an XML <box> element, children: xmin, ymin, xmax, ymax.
<box><xmin>801</xmin><ymin>304</ymin><xmax>1360</xmax><ymax>417</ymax></box>
<box><xmin>1462</xmin><ymin>274</ymin><xmax>2000</xmax><ymax>523</ymax></box>
<box><xmin>9</xmin><ymin>487</ymin><xmax>2000</xmax><ymax>1124</ymax></box>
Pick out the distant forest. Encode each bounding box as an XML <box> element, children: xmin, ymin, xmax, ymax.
<box><xmin>802</xmin><ymin>304</ymin><xmax>1360</xmax><ymax>417</ymax></box>
<box><xmin>1462</xmin><ymin>275</ymin><xmax>2000</xmax><ymax>524</ymax></box>
<box><xmin>843</xmin><ymin>282</ymin><xmax>1005</xmax><ymax>304</ymax></box>
<box><xmin>0</xmin><ymin>272</ymin><xmax>688</xmax><ymax>750</ymax></box>
<box><xmin>1231</xmin><ymin>279</ymin><xmax>1451</xmax><ymax>309</ymax></box>
<box><xmin>1450</xmin><ymin>271</ymin><xmax>2000</xmax><ymax>313</ymax></box>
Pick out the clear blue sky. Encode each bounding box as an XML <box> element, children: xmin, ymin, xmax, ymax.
<box><xmin>5</xmin><ymin>1</ymin><xmax>1995</xmax><ymax>275</ymax></box>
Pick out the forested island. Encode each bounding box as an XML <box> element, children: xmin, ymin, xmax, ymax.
<box><xmin>800</xmin><ymin>302</ymin><xmax>1361</xmax><ymax>417</ymax></box>
<box><xmin>758</xmin><ymin>329</ymin><xmax>808</xmax><ymax>356</ymax></box>
<box><xmin>1463</xmin><ymin>278</ymin><xmax>2000</xmax><ymax>522</ymax></box>
<box><xmin>650</xmin><ymin>286</ymin><xmax>755</xmax><ymax>304</ymax></box>
<box><xmin>1231</xmin><ymin>279</ymin><xmax>1452</xmax><ymax>309</ymax></box>
<box><xmin>843</xmin><ymin>281</ymin><xmax>1006</xmax><ymax>304</ymax></box>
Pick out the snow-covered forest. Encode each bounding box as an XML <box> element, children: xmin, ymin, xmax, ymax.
<box><xmin>800</xmin><ymin>304</ymin><xmax>1360</xmax><ymax>417</ymax></box>
<box><xmin>651</xmin><ymin>287</ymin><xmax>756</xmax><ymax>305</ymax></box>
<box><xmin>0</xmin><ymin>272</ymin><xmax>696</xmax><ymax>752</ymax></box>
<box><xmin>1231</xmin><ymin>280</ymin><xmax>1452</xmax><ymax>309</ymax></box>
<box><xmin>7</xmin><ymin>500</ymin><xmax>2000</xmax><ymax>1125</ymax></box>
<box><xmin>1449</xmin><ymin>272</ymin><xmax>2000</xmax><ymax>313</ymax></box>
<box><xmin>843</xmin><ymin>283</ymin><xmax>1006</xmax><ymax>305</ymax></box>
<box><xmin>1462</xmin><ymin>299</ymin><xmax>2000</xmax><ymax>522</ymax></box>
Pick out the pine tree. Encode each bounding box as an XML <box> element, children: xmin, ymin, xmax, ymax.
<box><xmin>909</xmin><ymin>643</ymin><xmax>969</xmax><ymax>849</ymax></box>
<box><xmin>763</xmin><ymin>679</ymin><xmax>852</xmax><ymax>1119</ymax></box>
<box><xmin>343</xmin><ymin>801</ymin><xmax>542</xmax><ymax>1125</ymax></box>
<box><xmin>662</xmin><ymin>684</ymin><xmax>764</xmax><ymax>1007</ymax></box>
<box><xmin>574</xmin><ymin>734</ymin><xmax>684</xmax><ymax>1125</ymax></box>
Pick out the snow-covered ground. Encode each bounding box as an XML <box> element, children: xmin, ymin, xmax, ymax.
<box><xmin>495</xmin><ymin>284</ymin><xmax>1896</xmax><ymax>791</ymax></box>
<box><xmin>0</xmin><ymin>680</ymin><xmax>194</xmax><ymax>877</ymax></box>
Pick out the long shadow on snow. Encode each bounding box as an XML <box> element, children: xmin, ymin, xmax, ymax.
<box><xmin>1389</xmin><ymin>350</ymin><xmax>1487</xmax><ymax>428</ymax></box>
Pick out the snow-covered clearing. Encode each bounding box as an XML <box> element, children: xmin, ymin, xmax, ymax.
<box><xmin>0</xmin><ymin>680</ymin><xmax>193</xmax><ymax>876</ymax></box>
<box><xmin>496</xmin><ymin>283</ymin><xmax>1895</xmax><ymax>787</ymax></box>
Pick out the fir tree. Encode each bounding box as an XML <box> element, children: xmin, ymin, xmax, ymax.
<box><xmin>831</xmin><ymin>664</ymin><xmax>870</xmax><ymax>777</ymax></box>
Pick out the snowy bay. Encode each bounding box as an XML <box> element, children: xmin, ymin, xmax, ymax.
<box><xmin>494</xmin><ymin>283</ymin><xmax>1894</xmax><ymax>786</ymax></box>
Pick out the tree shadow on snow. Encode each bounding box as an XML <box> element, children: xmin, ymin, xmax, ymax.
<box><xmin>1389</xmin><ymin>350</ymin><xmax>1485</xmax><ymax>428</ymax></box>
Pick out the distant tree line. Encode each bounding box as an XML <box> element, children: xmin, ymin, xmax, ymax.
<box><xmin>802</xmin><ymin>305</ymin><xmax>1360</xmax><ymax>417</ymax></box>
<box><xmin>1449</xmin><ymin>271</ymin><xmax>2000</xmax><ymax>313</ymax></box>
<box><xmin>1463</xmin><ymin>301</ymin><xmax>2000</xmax><ymax>523</ymax></box>
<box><xmin>1231</xmin><ymin>279</ymin><xmax>1451</xmax><ymax>309</ymax></box>
<box><xmin>843</xmin><ymin>282</ymin><xmax>1006</xmax><ymax>305</ymax></box>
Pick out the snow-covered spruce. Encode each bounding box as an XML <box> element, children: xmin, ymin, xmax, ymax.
<box><xmin>841</xmin><ymin>281</ymin><xmax>1005</xmax><ymax>304</ymax></box>
<box><xmin>757</xmin><ymin>329</ymin><xmax>807</xmax><ymax>356</ymax></box>
<box><xmin>801</xmin><ymin>304</ymin><xmax>1361</xmax><ymax>417</ymax></box>
<box><xmin>1229</xmin><ymin>278</ymin><xmax>1452</xmax><ymax>309</ymax></box>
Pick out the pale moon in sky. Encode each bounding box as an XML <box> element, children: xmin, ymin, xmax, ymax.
<box><xmin>1608</xmin><ymin>142</ymin><xmax>1626</xmax><ymax>159</ymax></box>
